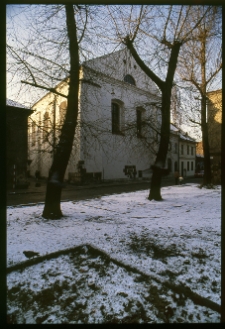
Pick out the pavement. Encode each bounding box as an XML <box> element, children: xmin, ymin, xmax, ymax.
<box><xmin>7</xmin><ymin>176</ymin><xmax>203</xmax><ymax>207</ymax></box>
<box><xmin>8</xmin><ymin>178</ymin><xmax>151</xmax><ymax>195</ymax></box>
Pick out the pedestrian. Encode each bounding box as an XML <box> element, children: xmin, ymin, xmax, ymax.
<box><xmin>35</xmin><ymin>170</ymin><xmax>40</xmax><ymax>181</ymax></box>
<box><xmin>35</xmin><ymin>170</ymin><xmax>41</xmax><ymax>187</ymax></box>
<box><xmin>179</xmin><ymin>176</ymin><xmax>184</xmax><ymax>185</ymax></box>
<box><xmin>174</xmin><ymin>171</ymin><xmax>179</xmax><ymax>185</ymax></box>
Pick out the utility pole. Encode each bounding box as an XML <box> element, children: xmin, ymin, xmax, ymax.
<box><xmin>38</xmin><ymin>112</ymin><xmax>41</xmax><ymax>173</ymax></box>
<box><xmin>53</xmin><ymin>95</ymin><xmax>57</xmax><ymax>159</ymax></box>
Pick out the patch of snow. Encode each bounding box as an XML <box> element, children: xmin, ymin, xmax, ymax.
<box><xmin>7</xmin><ymin>184</ymin><xmax>221</xmax><ymax>323</ymax></box>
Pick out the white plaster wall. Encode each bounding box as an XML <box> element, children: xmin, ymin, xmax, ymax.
<box><xmin>29</xmin><ymin>80</ymin><xmax>82</xmax><ymax>180</ymax></box>
<box><xmin>29</xmin><ymin>92</ymin><xmax>55</xmax><ymax>178</ymax></box>
<box><xmin>179</xmin><ymin>140</ymin><xmax>196</xmax><ymax>177</ymax></box>
<box><xmin>166</xmin><ymin>133</ymin><xmax>179</xmax><ymax>176</ymax></box>
<box><xmin>83</xmin><ymin>48</ymin><xmax>160</xmax><ymax>97</ymax></box>
<box><xmin>79</xmin><ymin>62</ymin><xmax>161</xmax><ymax>180</ymax></box>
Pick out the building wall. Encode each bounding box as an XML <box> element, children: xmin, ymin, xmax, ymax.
<box><xmin>7</xmin><ymin>106</ymin><xmax>32</xmax><ymax>185</ymax></box>
<box><xmin>78</xmin><ymin>57</ymin><xmax>161</xmax><ymax>181</ymax></box>
<box><xmin>29</xmin><ymin>81</ymin><xmax>82</xmax><ymax>179</ymax></box>
<box><xmin>179</xmin><ymin>139</ymin><xmax>196</xmax><ymax>177</ymax></box>
<box><xmin>207</xmin><ymin>89</ymin><xmax>222</xmax><ymax>166</ymax></box>
<box><xmin>166</xmin><ymin>133</ymin><xmax>179</xmax><ymax>177</ymax></box>
<box><xmin>83</xmin><ymin>48</ymin><xmax>160</xmax><ymax>96</ymax></box>
<box><xmin>27</xmin><ymin>49</ymin><xmax>197</xmax><ymax>182</ymax></box>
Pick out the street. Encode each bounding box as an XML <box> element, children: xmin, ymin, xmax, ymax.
<box><xmin>7</xmin><ymin>177</ymin><xmax>203</xmax><ymax>207</ymax></box>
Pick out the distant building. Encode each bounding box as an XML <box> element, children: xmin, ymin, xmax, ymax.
<box><xmin>6</xmin><ymin>99</ymin><xmax>33</xmax><ymax>187</ymax></box>
<box><xmin>28</xmin><ymin>48</ymin><xmax>161</xmax><ymax>181</ymax></box>
<box><xmin>196</xmin><ymin>141</ymin><xmax>204</xmax><ymax>157</ymax></box>
<box><xmin>207</xmin><ymin>89</ymin><xmax>222</xmax><ymax>168</ymax></box>
<box><xmin>164</xmin><ymin>124</ymin><xmax>196</xmax><ymax>178</ymax></box>
<box><xmin>207</xmin><ymin>89</ymin><xmax>222</xmax><ymax>184</ymax></box>
<box><xmin>179</xmin><ymin>132</ymin><xmax>196</xmax><ymax>177</ymax></box>
<box><xmin>196</xmin><ymin>141</ymin><xmax>204</xmax><ymax>173</ymax></box>
<box><xmin>28</xmin><ymin>49</ymin><xmax>196</xmax><ymax>182</ymax></box>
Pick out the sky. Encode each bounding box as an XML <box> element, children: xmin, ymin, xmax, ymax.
<box><xmin>6</xmin><ymin>4</ymin><xmax>222</xmax><ymax>140</ymax></box>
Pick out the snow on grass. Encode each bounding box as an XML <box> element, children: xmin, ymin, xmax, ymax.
<box><xmin>7</xmin><ymin>183</ymin><xmax>221</xmax><ymax>323</ymax></box>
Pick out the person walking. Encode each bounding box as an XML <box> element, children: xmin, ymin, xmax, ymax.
<box><xmin>174</xmin><ymin>171</ymin><xmax>179</xmax><ymax>185</ymax></box>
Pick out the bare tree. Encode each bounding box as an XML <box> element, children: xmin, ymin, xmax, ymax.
<box><xmin>107</xmin><ymin>5</ymin><xmax>211</xmax><ymax>200</ymax></box>
<box><xmin>7</xmin><ymin>4</ymin><xmax>88</xmax><ymax>218</ymax></box>
<box><xmin>178</xmin><ymin>6</ymin><xmax>222</xmax><ymax>186</ymax></box>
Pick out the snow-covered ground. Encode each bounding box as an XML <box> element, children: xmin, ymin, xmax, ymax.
<box><xmin>7</xmin><ymin>183</ymin><xmax>221</xmax><ymax>323</ymax></box>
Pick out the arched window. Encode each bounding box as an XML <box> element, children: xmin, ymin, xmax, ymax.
<box><xmin>124</xmin><ymin>74</ymin><xmax>136</xmax><ymax>86</ymax></box>
<box><xmin>31</xmin><ymin>121</ymin><xmax>36</xmax><ymax>146</ymax></box>
<box><xmin>136</xmin><ymin>107</ymin><xmax>145</xmax><ymax>137</ymax></box>
<box><xmin>59</xmin><ymin>101</ymin><xmax>67</xmax><ymax>126</ymax></box>
<box><xmin>167</xmin><ymin>158</ymin><xmax>172</xmax><ymax>172</ymax></box>
<box><xmin>111</xmin><ymin>100</ymin><xmax>124</xmax><ymax>134</ymax></box>
<box><xmin>43</xmin><ymin>111</ymin><xmax>50</xmax><ymax>142</ymax></box>
<box><xmin>112</xmin><ymin>102</ymin><xmax>120</xmax><ymax>134</ymax></box>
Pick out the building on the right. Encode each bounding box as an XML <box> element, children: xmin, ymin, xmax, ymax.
<box><xmin>179</xmin><ymin>131</ymin><xmax>196</xmax><ymax>178</ymax></box>
<box><xmin>207</xmin><ymin>89</ymin><xmax>222</xmax><ymax>183</ymax></box>
<box><xmin>196</xmin><ymin>141</ymin><xmax>204</xmax><ymax>173</ymax></box>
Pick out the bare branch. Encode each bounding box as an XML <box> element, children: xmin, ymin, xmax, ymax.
<box><xmin>189</xmin><ymin>118</ymin><xmax>202</xmax><ymax>126</ymax></box>
<box><xmin>123</xmin><ymin>36</ymin><xmax>165</xmax><ymax>90</ymax></box>
<box><xmin>206</xmin><ymin>62</ymin><xmax>222</xmax><ymax>85</ymax></box>
<box><xmin>176</xmin><ymin>6</ymin><xmax>190</xmax><ymax>40</ymax></box>
<box><xmin>13</xmin><ymin>47</ymin><xmax>69</xmax><ymax>74</ymax></box>
<box><xmin>7</xmin><ymin>44</ymin><xmax>37</xmax><ymax>84</ymax></box>
<box><xmin>163</xmin><ymin>5</ymin><xmax>172</xmax><ymax>42</ymax></box>
<box><xmin>77</xmin><ymin>5</ymin><xmax>88</xmax><ymax>44</ymax></box>
<box><xmin>21</xmin><ymin>80</ymin><xmax>68</xmax><ymax>98</ymax></box>
<box><xmin>181</xmin><ymin>6</ymin><xmax>211</xmax><ymax>43</ymax></box>
<box><xmin>131</xmin><ymin>5</ymin><xmax>144</xmax><ymax>42</ymax></box>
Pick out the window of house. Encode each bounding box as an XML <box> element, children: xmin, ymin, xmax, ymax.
<box><xmin>168</xmin><ymin>158</ymin><xmax>172</xmax><ymax>172</ymax></box>
<box><xmin>60</xmin><ymin>101</ymin><xmax>67</xmax><ymax>126</ymax></box>
<box><xmin>187</xmin><ymin>145</ymin><xmax>189</xmax><ymax>155</ymax></box>
<box><xmin>191</xmin><ymin>161</ymin><xmax>193</xmax><ymax>170</ymax></box>
<box><xmin>124</xmin><ymin>74</ymin><xmax>136</xmax><ymax>86</ymax></box>
<box><xmin>43</xmin><ymin>111</ymin><xmax>50</xmax><ymax>142</ymax></box>
<box><xmin>181</xmin><ymin>144</ymin><xmax>183</xmax><ymax>155</ymax></box>
<box><xmin>136</xmin><ymin>107</ymin><xmax>145</xmax><ymax>137</ymax></box>
<box><xmin>31</xmin><ymin>121</ymin><xmax>36</xmax><ymax>146</ymax></box>
<box><xmin>174</xmin><ymin>161</ymin><xmax>178</xmax><ymax>172</ymax></box>
<box><xmin>136</xmin><ymin>108</ymin><xmax>142</xmax><ymax>136</ymax></box>
<box><xmin>187</xmin><ymin>161</ymin><xmax>189</xmax><ymax>171</ymax></box>
<box><xmin>191</xmin><ymin>146</ymin><xmax>194</xmax><ymax>155</ymax></box>
<box><xmin>174</xmin><ymin>143</ymin><xmax>178</xmax><ymax>154</ymax></box>
<box><xmin>112</xmin><ymin>102</ymin><xmax>120</xmax><ymax>134</ymax></box>
<box><xmin>181</xmin><ymin>161</ymin><xmax>184</xmax><ymax>175</ymax></box>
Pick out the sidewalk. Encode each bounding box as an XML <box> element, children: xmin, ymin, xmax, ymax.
<box><xmin>7</xmin><ymin>178</ymin><xmax>152</xmax><ymax>195</ymax></box>
<box><xmin>8</xmin><ymin>175</ymin><xmax>201</xmax><ymax>195</ymax></box>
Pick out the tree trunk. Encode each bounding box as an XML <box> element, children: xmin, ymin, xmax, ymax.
<box><xmin>201</xmin><ymin>96</ymin><xmax>212</xmax><ymax>185</ymax></box>
<box><xmin>125</xmin><ymin>39</ymin><xmax>181</xmax><ymax>200</ymax></box>
<box><xmin>200</xmin><ymin>37</ymin><xmax>212</xmax><ymax>186</ymax></box>
<box><xmin>149</xmin><ymin>42</ymin><xmax>181</xmax><ymax>200</ymax></box>
<box><xmin>42</xmin><ymin>4</ymin><xmax>80</xmax><ymax>219</ymax></box>
<box><xmin>148</xmin><ymin>89</ymin><xmax>171</xmax><ymax>200</ymax></box>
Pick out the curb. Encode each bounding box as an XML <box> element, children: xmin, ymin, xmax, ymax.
<box><xmin>7</xmin><ymin>180</ymin><xmax>151</xmax><ymax>195</ymax></box>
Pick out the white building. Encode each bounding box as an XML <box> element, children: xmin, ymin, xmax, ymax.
<box><xmin>179</xmin><ymin>132</ymin><xmax>196</xmax><ymax>178</ymax></box>
<box><xmin>28</xmin><ymin>49</ymin><xmax>195</xmax><ymax>182</ymax></box>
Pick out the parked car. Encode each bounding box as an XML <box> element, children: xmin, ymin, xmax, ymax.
<box><xmin>194</xmin><ymin>170</ymin><xmax>204</xmax><ymax>178</ymax></box>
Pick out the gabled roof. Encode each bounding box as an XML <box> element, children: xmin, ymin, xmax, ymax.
<box><xmin>7</xmin><ymin>99</ymin><xmax>33</xmax><ymax>115</ymax></box>
<box><xmin>82</xmin><ymin>48</ymin><xmax>125</xmax><ymax>66</ymax></box>
<box><xmin>170</xmin><ymin>123</ymin><xmax>179</xmax><ymax>133</ymax></box>
<box><xmin>7</xmin><ymin>99</ymin><xmax>32</xmax><ymax>109</ymax></box>
<box><xmin>179</xmin><ymin>131</ymin><xmax>196</xmax><ymax>143</ymax></box>
<box><xmin>170</xmin><ymin>122</ymin><xmax>196</xmax><ymax>142</ymax></box>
